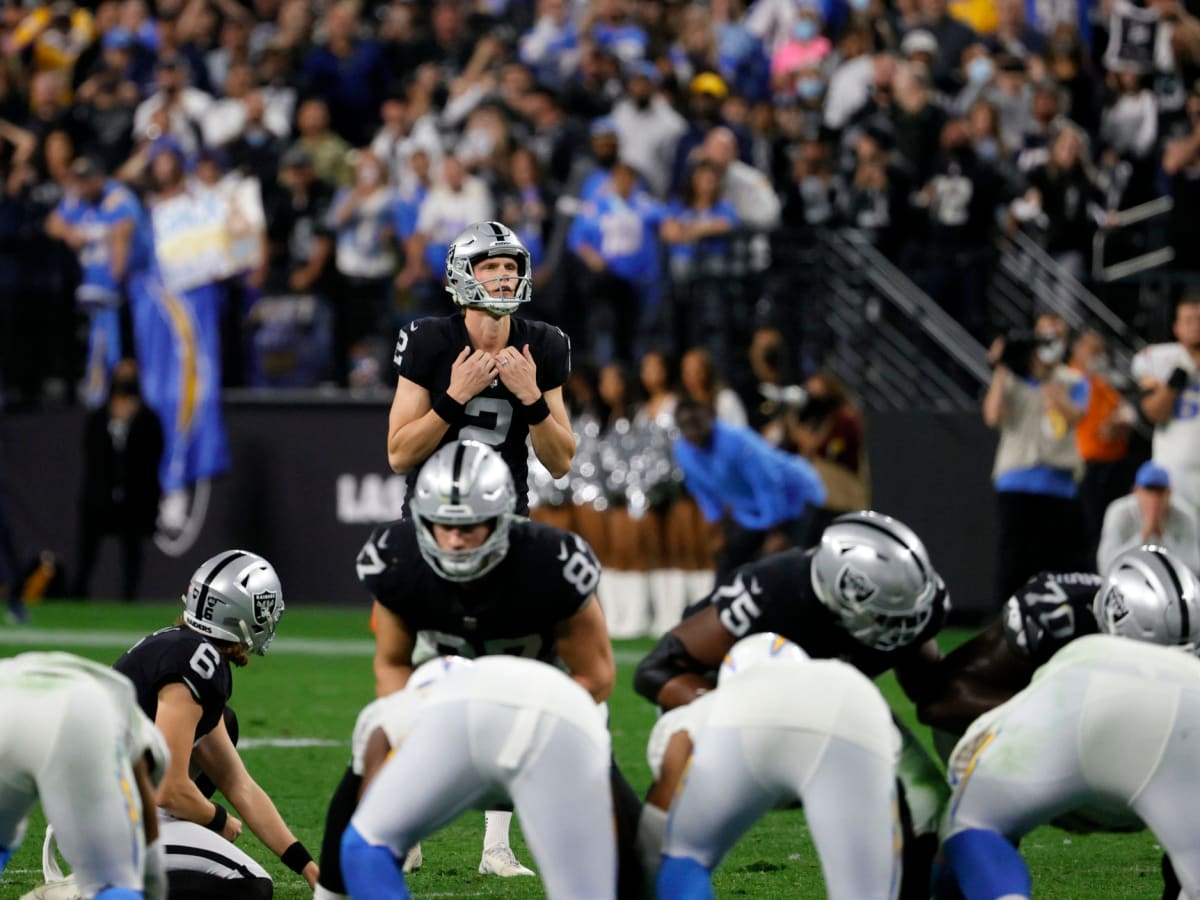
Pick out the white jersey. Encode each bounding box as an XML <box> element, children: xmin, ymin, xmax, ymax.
<box><xmin>646</xmin><ymin>692</ymin><xmax>716</xmax><ymax>780</ymax></box>
<box><xmin>350</xmin><ymin>692</ymin><xmax>423</xmax><ymax>776</ymax></box>
<box><xmin>422</xmin><ymin>656</ymin><xmax>608</xmax><ymax>746</ymax></box>
<box><xmin>0</xmin><ymin>651</ymin><xmax>162</xmax><ymax>769</ymax></box>
<box><xmin>707</xmin><ymin>661</ymin><xmax>901</xmax><ymax>762</ymax></box>
<box><xmin>1131</xmin><ymin>342</ymin><xmax>1200</xmax><ymax>506</ymax></box>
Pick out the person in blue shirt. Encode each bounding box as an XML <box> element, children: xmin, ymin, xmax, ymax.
<box><xmin>661</xmin><ymin>160</ymin><xmax>739</xmax><ymax>277</ymax></box>
<box><xmin>301</xmin><ymin>1</ymin><xmax>392</xmax><ymax>145</ymax></box>
<box><xmin>46</xmin><ymin>156</ymin><xmax>146</xmax><ymax>408</ymax></box>
<box><xmin>672</xmin><ymin>396</ymin><xmax>827</xmax><ymax>581</ymax></box>
<box><xmin>568</xmin><ymin>161</ymin><xmax>665</xmax><ymax>363</ymax></box>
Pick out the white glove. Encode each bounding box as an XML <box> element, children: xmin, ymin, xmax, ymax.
<box><xmin>143</xmin><ymin>839</ymin><xmax>167</xmax><ymax>900</ymax></box>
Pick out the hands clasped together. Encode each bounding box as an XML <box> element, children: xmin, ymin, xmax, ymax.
<box><xmin>446</xmin><ymin>343</ymin><xmax>541</xmax><ymax>406</ymax></box>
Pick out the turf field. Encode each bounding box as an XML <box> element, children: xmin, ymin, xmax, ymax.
<box><xmin>0</xmin><ymin>603</ymin><xmax>1166</xmax><ymax>898</ymax></box>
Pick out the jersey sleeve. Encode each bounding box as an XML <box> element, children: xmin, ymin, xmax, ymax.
<box><xmin>355</xmin><ymin>524</ymin><xmax>408</xmax><ymax>611</ymax></box>
<box><xmin>393</xmin><ymin>320</ymin><xmax>435</xmax><ymax>387</ymax></box>
<box><xmin>710</xmin><ymin>567</ymin><xmax>771</xmax><ymax>638</ymax></box>
<box><xmin>1001</xmin><ymin>572</ymin><xmax>1102</xmax><ymax>664</ymax></box>
<box><xmin>546</xmin><ymin>531</ymin><xmax>602</xmax><ymax>617</ymax></box>
<box><xmin>535</xmin><ymin>325</ymin><xmax>571</xmax><ymax>391</ymax></box>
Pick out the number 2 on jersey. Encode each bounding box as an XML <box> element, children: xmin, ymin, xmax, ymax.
<box><xmin>461</xmin><ymin>397</ymin><xmax>513</xmax><ymax>445</ymax></box>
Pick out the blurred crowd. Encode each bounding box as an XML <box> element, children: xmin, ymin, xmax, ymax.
<box><xmin>1</xmin><ymin>0</ymin><xmax>1200</xmax><ymax>407</ymax></box>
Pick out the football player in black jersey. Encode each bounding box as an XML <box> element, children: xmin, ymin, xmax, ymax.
<box><xmin>113</xmin><ymin>550</ymin><xmax>318</xmax><ymax>898</ymax></box>
<box><xmin>633</xmin><ymin>510</ymin><xmax>950</xmax><ymax>900</ymax></box>
<box><xmin>314</xmin><ymin>441</ymin><xmax>651</xmax><ymax>899</ymax></box>
<box><xmin>386</xmin><ymin>221</ymin><xmax>575</xmax><ymax>516</ymax></box>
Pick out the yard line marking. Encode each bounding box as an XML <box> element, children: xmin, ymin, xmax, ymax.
<box><xmin>239</xmin><ymin>737</ymin><xmax>343</xmax><ymax>749</ymax></box>
<box><xmin>0</xmin><ymin>628</ymin><xmax>647</xmax><ymax>664</ymax></box>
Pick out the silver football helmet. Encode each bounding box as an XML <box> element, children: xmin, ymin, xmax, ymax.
<box><xmin>412</xmin><ymin>441</ymin><xmax>516</xmax><ymax>582</ymax></box>
<box><xmin>811</xmin><ymin>511</ymin><xmax>939</xmax><ymax>651</ymax></box>
<box><xmin>444</xmin><ymin>221</ymin><xmax>533</xmax><ymax>316</ymax></box>
<box><xmin>1094</xmin><ymin>545</ymin><xmax>1200</xmax><ymax>653</ymax></box>
<box><xmin>182</xmin><ymin>550</ymin><xmax>284</xmax><ymax>655</ymax></box>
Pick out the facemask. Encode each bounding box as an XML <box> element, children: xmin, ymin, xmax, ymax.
<box><xmin>793</xmin><ymin>19</ymin><xmax>819</xmax><ymax>41</ymax></box>
<box><xmin>1036</xmin><ymin>339</ymin><xmax>1065</xmax><ymax>365</ymax></box>
<box><xmin>975</xmin><ymin>137</ymin><xmax>998</xmax><ymax>160</ymax></box>
<box><xmin>797</xmin><ymin>77</ymin><xmax>823</xmax><ymax>99</ymax></box>
<box><xmin>966</xmin><ymin>56</ymin><xmax>994</xmax><ymax>86</ymax></box>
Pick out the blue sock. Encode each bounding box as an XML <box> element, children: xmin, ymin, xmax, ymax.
<box><xmin>0</xmin><ymin>845</ymin><xmax>11</xmax><ymax>876</ymax></box>
<box><xmin>942</xmin><ymin>829</ymin><xmax>1032</xmax><ymax>900</ymax></box>
<box><xmin>341</xmin><ymin>824</ymin><xmax>410</xmax><ymax>900</ymax></box>
<box><xmin>657</xmin><ymin>855</ymin><xmax>714</xmax><ymax>899</ymax></box>
<box><xmin>95</xmin><ymin>889</ymin><xmax>143</xmax><ymax>899</ymax></box>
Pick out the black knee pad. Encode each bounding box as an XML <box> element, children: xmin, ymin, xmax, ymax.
<box><xmin>317</xmin><ymin>766</ymin><xmax>363</xmax><ymax>894</ymax></box>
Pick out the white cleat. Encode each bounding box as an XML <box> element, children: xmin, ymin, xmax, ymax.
<box><xmin>402</xmin><ymin>842</ymin><xmax>423</xmax><ymax>873</ymax></box>
<box><xmin>19</xmin><ymin>875</ymin><xmax>81</xmax><ymax>900</ymax></box>
<box><xmin>478</xmin><ymin>843</ymin><xmax>535</xmax><ymax>877</ymax></box>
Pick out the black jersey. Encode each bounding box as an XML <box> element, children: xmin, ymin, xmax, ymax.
<box><xmin>1001</xmin><ymin>571</ymin><xmax>1103</xmax><ymax>666</ymax></box>
<box><xmin>393</xmin><ymin>314</ymin><xmax>572</xmax><ymax>515</ymax></box>
<box><xmin>706</xmin><ymin>548</ymin><xmax>950</xmax><ymax>677</ymax></box>
<box><xmin>356</xmin><ymin>517</ymin><xmax>598</xmax><ymax>663</ymax></box>
<box><xmin>114</xmin><ymin>626</ymin><xmax>233</xmax><ymax>741</ymax></box>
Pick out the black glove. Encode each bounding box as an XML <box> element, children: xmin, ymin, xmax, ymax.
<box><xmin>1168</xmin><ymin>367</ymin><xmax>1191</xmax><ymax>391</ymax></box>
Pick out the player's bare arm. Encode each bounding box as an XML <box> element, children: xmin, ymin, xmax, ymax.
<box><xmin>133</xmin><ymin>755</ymin><xmax>161</xmax><ymax>846</ymax></box>
<box><xmin>387</xmin><ymin>349</ymin><xmax>499</xmax><ymax>472</ymax></box>
<box><xmin>358</xmin><ymin>727</ymin><xmax>393</xmax><ymax>798</ymax></box>
<box><xmin>892</xmin><ymin>637</ymin><xmax>943</xmax><ymax>707</ymax></box>
<box><xmin>1140</xmin><ymin>375</ymin><xmax>1179</xmax><ymax>424</ymax></box>
<box><xmin>373</xmin><ymin>600</ymin><xmax>416</xmax><ymax>696</ymax></box>
<box><xmin>635</xmin><ymin>604</ymin><xmax>737</xmax><ymax>710</ymax></box>
<box><xmin>645</xmin><ymin>731</ymin><xmax>693</xmax><ymax>811</ymax></box>
<box><xmin>555</xmin><ymin>596</ymin><xmax>616</xmax><ymax>702</ymax></box>
<box><xmin>916</xmin><ymin>621</ymin><xmax>1034</xmax><ymax>733</ymax></box>
<box><xmin>495</xmin><ymin>344</ymin><xmax>575</xmax><ymax>477</ymax></box>
<box><xmin>154</xmin><ymin>682</ymin><xmax>242</xmax><ymax>840</ymax></box>
<box><xmin>192</xmin><ymin>713</ymin><xmax>320</xmax><ymax>887</ymax></box>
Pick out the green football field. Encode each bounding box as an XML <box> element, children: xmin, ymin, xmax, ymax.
<box><xmin>0</xmin><ymin>603</ymin><xmax>1166</xmax><ymax>898</ymax></box>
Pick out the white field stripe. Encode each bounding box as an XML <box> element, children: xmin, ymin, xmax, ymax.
<box><xmin>0</xmin><ymin>628</ymin><xmax>647</xmax><ymax>664</ymax></box>
<box><xmin>238</xmin><ymin>737</ymin><xmax>342</xmax><ymax>749</ymax></box>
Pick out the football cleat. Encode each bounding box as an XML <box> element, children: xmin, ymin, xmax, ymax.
<box><xmin>403</xmin><ymin>842</ymin><xmax>423</xmax><ymax>873</ymax></box>
<box><xmin>18</xmin><ymin>875</ymin><xmax>80</xmax><ymax>900</ymax></box>
<box><xmin>478</xmin><ymin>844</ymin><xmax>535</xmax><ymax>877</ymax></box>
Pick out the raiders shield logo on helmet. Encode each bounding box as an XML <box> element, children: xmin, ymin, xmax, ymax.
<box><xmin>1105</xmin><ymin>586</ymin><xmax>1129</xmax><ymax>622</ymax></box>
<box><xmin>836</xmin><ymin>565</ymin><xmax>878</xmax><ymax>607</ymax></box>
<box><xmin>253</xmin><ymin>590</ymin><xmax>279</xmax><ymax>625</ymax></box>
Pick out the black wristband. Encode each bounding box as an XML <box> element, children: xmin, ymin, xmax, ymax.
<box><xmin>281</xmin><ymin>840</ymin><xmax>313</xmax><ymax>874</ymax></box>
<box><xmin>434</xmin><ymin>393</ymin><xmax>467</xmax><ymax>427</ymax></box>
<box><xmin>205</xmin><ymin>803</ymin><xmax>228</xmax><ymax>834</ymax></box>
<box><xmin>524</xmin><ymin>394</ymin><xmax>551</xmax><ymax>425</ymax></box>
<box><xmin>1168</xmin><ymin>367</ymin><xmax>1190</xmax><ymax>392</ymax></box>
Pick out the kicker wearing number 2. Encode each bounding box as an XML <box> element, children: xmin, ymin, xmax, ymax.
<box><xmin>387</xmin><ymin>222</ymin><xmax>576</xmax><ymax>515</ymax></box>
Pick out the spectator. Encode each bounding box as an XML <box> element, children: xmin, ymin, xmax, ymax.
<box><xmin>768</xmin><ymin>6</ymin><xmax>831</xmax><ymax>96</ymax></box>
<box><xmin>561</xmin><ymin>42</ymin><xmax>622</xmax><ymax>120</ymax></box>
<box><xmin>697</xmin><ymin>125</ymin><xmax>780</xmax><ymax>229</ymax></box>
<box><xmin>890</xmin><ymin>61</ymin><xmax>946</xmax><ymax>184</ymax></box>
<box><xmin>741</xmin><ymin>324</ymin><xmax>797</xmax><ymax>440</ymax></box>
<box><xmin>1070</xmin><ymin>329</ymin><xmax>1136</xmax><ymax>554</ymax></box>
<box><xmin>519</xmin><ymin>0</ymin><xmax>579</xmax><ymax>89</ymax></box>
<box><xmin>498</xmin><ymin>146</ymin><xmax>551</xmax><ymax>270</ymax></box>
<box><xmin>326</xmin><ymin>150</ymin><xmax>395</xmax><ymax>385</ymax></box>
<box><xmin>573</xmin><ymin>116</ymin><xmax>623</xmax><ymax>203</ymax></box>
<box><xmin>293</xmin><ymin>97</ymin><xmax>352</xmax><ymax>188</ymax></box>
<box><xmin>568</xmin><ymin>160</ymin><xmax>665</xmax><ymax>362</ymax></box>
<box><xmin>1163</xmin><ymin>89</ymin><xmax>1200</xmax><ymax>272</ymax></box>
<box><xmin>680</xmin><ymin>345</ymin><xmax>747</xmax><ymax>425</ymax></box>
<box><xmin>396</xmin><ymin>155</ymin><xmax>494</xmax><ymax>317</ymax></box>
<box><xmin>987</xmin><ymin>0</ymin><xmax>1045</xmax><ymax>58</ymax></box>
<box><xmin>10</xmin><ymin>0</ymin><xmax>95</xmax><ymax>91</ymax></box>
<box><xmin>264</xmin><ymin>144</ymin><xmax>334</xmax><ymax>296</ymax></box>
<box><xmin>670</xmin><ymin>72</ymin><xmax>748</xmax><ymax>194</ymax></box>
<box><xmin>672</xmin><ymin>395</ymin><xmax>825</xmax><ymax>581</ymax></box>
<box><xmin>983</xmin><ymin>313</ymin><xmax>1090</xmax><ymax>606</ymax></box>
<box><xmin>1133</xmin><ymin>296</ymin><xmax>1200</xmax><ymax>511</ymax></box>
<box><xmin>1099</xmin><ymin>69</ymin><xmax>1158</xmax><ymax>204</ymax></box>
<box><xmin>45</xmin><ymin>155</ymin><xmax>143</xmax><ymax>407</ymax></box>
<box><xmin>611</xmin><ymin>61</ymin><xmax>687</xmax><ymax>198</ymax></box>
<box><xmin>391</xmin><ymin>147</ymin><xmax>432</xmax><ymax>251</ymax></box>
<box><xmin>823</xmin><ymin>27</ymin><xmax>876</xmax><ymax>131</ymax></box>
<box><xmin>661</xmin><ymin>159</ymin><xmax>738</xmax><ymax>278</ymax></box>
<box><xmin>1097</xmin><ymin>462</ymin><xmax>1200</xmax><ymax>574</ymax></box>
<box><xmin>301</xmin><ymin>0</ymin><xmax>390</xmax><ymax>146</ymax></box>
<box><xmin>369</xmin><ymin>90</ymin><xmax>442</xmax><ymax>190</ymax></box>
<box><xmin>917</xmin><ymin>0</ymin><xmax>977</xmax><ymax>92</ymax></box>
<box><xmin>523</xmin><ymin>86</ymin><xmax>585</xmax><ymax>193</ymax></box>
<box><xmin>72</xmin><ymin>357</ymin><xmax>164</xmax><ymax>600</ymax></box>
<box><xmin>72</xmin><ymin>29</ymin><xmax>140</xmax><ymax>173</ymax></box>
<box><xmin>585</xmin><ymin>0</ymin><xmax>649</xmax><ymax>66</ymax></box>
<box><xmin>839</xmin><ymin>123</ymin><xmax>909</xmax><ymax>256</ymax></box>
<box><xmin>781</xmin><ymin>137</ymin><xmax>842</xmax><ymax>229</ymax></box>
<box><xmin>201</xmin><ymin>61</ymin><xmax>289</xmax><ymax>150</ymax></box>
<box><xmin>132</xmin><ymin>53</ymin><xmax>213</xmax><ymax>159</ymax></box>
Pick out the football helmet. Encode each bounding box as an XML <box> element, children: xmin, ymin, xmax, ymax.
<box><xmin>717</xmin><ymin>632</ymin><xmax>807</xmax><ymax>686</ymax></box>
<box><xmin>412</xmin><ymin>441</ymin><xmax>517</xmax><ymax>582</ymax></box>
<box><xmin>182</xmin><ymin>550</ymin><xmax>284</xmax><ymax>656</ymax></box>
<box><xmin>811</xmin><ymin>511</ymin><xmax>939</xmax><ymax>651</ymax></box>
<box><xmin>1094</xmin><ymin>545</ymin><xmax>1200</xmax><ymax>653</ymax></box>
<box><xmin>444</xmin><ymin>221</ymin><xmax>533</xmax><ymax>316</ymax></box>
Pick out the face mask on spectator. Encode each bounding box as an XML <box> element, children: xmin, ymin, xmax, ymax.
<box><xmin>1036</xmin><ymin>339</ymin><xmax>1065</xmax><ymax>365</ymax></box>
<box><xmin>975</xmin><ymin>137</ymin><xmax>999</xmax><ymax>160</ymax></box>
<box><xmin>797</xmin><ymin>77</ymin><xmax>823</xmax><ymax>99</ymax></box>
<box><xmin>966</xmin><ymin>56</ymin><xmax>994</xmax><ymax>86</ymax></box>
<box><xmin>793</xmin><ymin>19</ymin><xmax>819</xmax><ymax>42</ymax></box>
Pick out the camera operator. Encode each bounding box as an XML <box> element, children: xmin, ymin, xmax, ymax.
<box><xmin>983</xmin><ymin>313</ymin><xmax>1090</xmax><ymax>608</ymax></box>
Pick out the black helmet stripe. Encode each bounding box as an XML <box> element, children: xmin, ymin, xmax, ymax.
<box><xmin>488</xmin><ymin>221</ymin><xmax>505</xmax><ymax>238</ymax></box>
<box><xmin>1148</xmin><ymin>547</ymin><xmax>1189</xmax><ymax>642</ymax></box>
<box><xmin>195</xmin><ymin>550</ymin><xmax>247</xmax><ymax>617</ymax></box>
<box><xmin>449</xmin><ymin>441</ymin><xmax>469</xmax><ymax>506</ymax></box>
<box><xmin>844</xmin><ymin>516</ymin><xmax>928</xmax><ymax>582</ymax></box>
